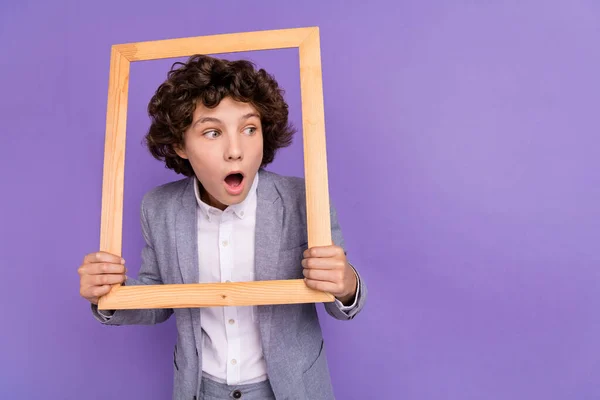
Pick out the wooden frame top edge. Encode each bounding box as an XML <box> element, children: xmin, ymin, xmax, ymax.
<box><xmin>111</xmin><ymin>27</ymin><xmax>320</xmax><ymax>61</ymax></box>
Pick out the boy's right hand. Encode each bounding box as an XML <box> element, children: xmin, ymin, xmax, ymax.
<box><xmin>78</xmin><ymin>251</ymin><xmax>127</xmax><ymax>305</ymax></box>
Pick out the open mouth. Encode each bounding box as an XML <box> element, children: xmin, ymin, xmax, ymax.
<box><xmin>223</xmin><ymin>172</ymin><xmax>245</xmax><ymax>195</ymax></box>
<box><xmin>224</xmin><ymin>172</ymin><xmax>244</xmax><ymax>188</ymax></box>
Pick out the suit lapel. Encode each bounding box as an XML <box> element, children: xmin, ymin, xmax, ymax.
<box><xmin>174</xmin><ymin>177</ymin><xmax>202</xmax><ymax>363</ymax></box>
<box><xmin>175</xmin><ymin>177</ymin><xmax>199</xmax><ymax>285</ymax></box>
<box><xmin>254</xmin><ymin>169</ymin><xmax>283</xmax><ymax>353</ymax></box>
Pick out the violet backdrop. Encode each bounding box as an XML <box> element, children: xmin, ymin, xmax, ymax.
<box><xmin>1</xmin><ymin>0</ymin><xmax>599</xmax><ymax>399</ymax></box>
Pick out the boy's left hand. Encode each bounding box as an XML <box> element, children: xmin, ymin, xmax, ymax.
<box><xmin>302</xmin><ymin>245</ymin><xmax>358</xmax><ymax>306</ymax></box>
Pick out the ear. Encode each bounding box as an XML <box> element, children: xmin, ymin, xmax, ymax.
<box><xmin>174</xmin><ymin>144</ymin><xmax>188</xmax><ymax>159</ymax></box>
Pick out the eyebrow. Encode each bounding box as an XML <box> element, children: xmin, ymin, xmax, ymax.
<box><xmin>240</xmin><ymin>112</ymin><xmax>260</xmax><ymax>121</ymax></box>
<box><xmin>193</xmin><ymin>112</ymin><xmax>261</xmax><ymax>127</ymax></box>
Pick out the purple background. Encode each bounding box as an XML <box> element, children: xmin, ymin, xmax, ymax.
<box><xmin>1</xmin><ymin>0</ymin><xmax>599</xmax><ymax>399</ymax></box>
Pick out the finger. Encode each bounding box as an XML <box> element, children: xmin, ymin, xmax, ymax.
<box><xmin>302</xmin><ymin>268</ymin><xmax>343</xmax><ymax>283</ymax></box>
<box><xmin>91</xmin><ymin>274</ymin><xmax>127</xmax><ymax>286</ymax></box>
<box><xmin>84</xmin><ymin>251</ymin><xmax>125</xmax><ymax>265</ymax></box>
<box><xmin>304</xmin><ymin>279</ymin><xmax>341</xmax><ymax>295</ymax></box>
<box><xmin>81</xmin><ymin>273</ymin><xmax>125</xmax><ymax>288</ymax></box>
<box><xmin>81</xmin><ymin>262</ymin><xmax>127</xmax><ymax>275</ymax></box>
<box><xmin>303</xmin><ymin>246</ymin><xmax>344</xmax><ymax>259</ymax></box>
<box><xmin>81</xmin><ymin>284</ymin><xmax>112</xmax><ymax>299</ymax></box>
<box><xmin>301</xmin><ymin>257</ymin><xmax>346</xmax><ymax>270</ymax></box>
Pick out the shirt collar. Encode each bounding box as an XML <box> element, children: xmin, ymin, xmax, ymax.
<box><xmin>193</xmin><ymin>172</ymin><xmax>259</xmax><ymax>221</ymax></box>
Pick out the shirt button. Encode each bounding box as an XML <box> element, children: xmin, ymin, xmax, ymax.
<box><xmin>231</xmin><ymin>359</ymin><xmax>237</xmax><ymax>365</ymax></box>
<box><xmin>225</xmin><ymin>280</ymin><xmax>231</xmax><ymax>283</ymax></box>
<box><xmin>222</xmin><ymin>240</ymin><xmax>228</xmax><ymax>247</ymax></box>
<box><xmin>229</xmin><ymin>319</ymin><xmax>235</xmax><ymax>325</ymax></box>
<box><xmin>240</xmin><ymin>211</ymin><xmax>244</xmax><ymax>217</ymax></box>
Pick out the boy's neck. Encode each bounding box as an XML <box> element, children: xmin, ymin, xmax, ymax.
<box><xmin>198</xmin><ymin>180</ymin><xmax>228</xmax><ymax>211</ymax></box>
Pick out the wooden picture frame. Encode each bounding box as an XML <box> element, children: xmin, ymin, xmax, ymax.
<box><xmin>98</xmin><ymin>27</ymin><xmax>334</xmax><ymax>310</ymax></box>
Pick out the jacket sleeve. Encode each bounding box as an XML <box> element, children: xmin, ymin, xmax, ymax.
<box><xmin>91</xmin><ymin>194</ymin><xmax>173</xmax><ymax>326</ymax></box>
<box><xmin>323</xmin><ymin>203</ymin><xmax>367</xmax><ymax>321</ymax></box>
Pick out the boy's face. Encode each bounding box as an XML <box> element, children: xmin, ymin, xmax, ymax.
<box><xmin>175</xmin><ymin>97</ymin><xmax>264</xmax><ymax>210</ymax></box>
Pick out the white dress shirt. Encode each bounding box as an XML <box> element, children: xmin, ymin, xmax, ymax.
<box><xmin>194</xmin><ymin>173</ymin><xmax>268</xmax><ymax>385</ymax></box>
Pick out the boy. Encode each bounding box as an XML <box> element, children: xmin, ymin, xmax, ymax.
<box><xmin>78</xmin><ymin>55</ymin><xmax>367</xmax><ymax>400</ymax></box>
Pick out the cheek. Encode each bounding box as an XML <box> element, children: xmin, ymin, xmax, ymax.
<box><xmin>255</xmin><ymin>133</ymin><xmax>265</xmax><ymax>156</ymax></box>
<box><xmin>185</xmin><ymin>148</ymin><xmax>215</xmax><ymax>172</ymax></box>
<box><xmin>186</xmin><ymin>139</ymin><xmax>213</xmax><ymax>160</ymax></box>
<box><xmin>253</xmin><ymin>143</ymin><xmax>264</xmax><ymax>164</ymax></box>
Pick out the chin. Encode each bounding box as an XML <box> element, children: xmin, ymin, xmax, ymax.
<box><xmin>216</xmin><ymin>189</ymin><xmax>247</xmax><ymax>205</ymax></box>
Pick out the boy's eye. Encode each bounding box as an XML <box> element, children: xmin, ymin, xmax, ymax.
<box><xmin>203</xmin><ymin>130</ymin><xmax>220</xmax><ymax>139</ymax></box>
<box><xmin>243</xmin><ymin>127</ymin><xmax>257</xmax><ymax>135</ymax></box>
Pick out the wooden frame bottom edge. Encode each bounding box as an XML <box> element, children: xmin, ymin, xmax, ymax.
<box><xmin>97</xmin><ymin>279</ymin><xmax>335</xmax><ymax>310</ymax></box>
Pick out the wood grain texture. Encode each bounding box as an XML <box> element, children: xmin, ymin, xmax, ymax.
<box><xmin>299</xmin><ymin>27</ymin><xmax>333</xmax><ymax>248</ymax></box>
<box><xmin>98</xmin><ymin>279</ymin><xmax>335</xmax><ymax>310</ymax></box>
<box><xmin>99</xmin><ymin>47</ymin><xmax>130</xmax><ymax>257</ymax></box>
<box><xmin>97</xmin><ymin>48</ymin><xmax>130</xmax><ymax>310</ymax></box>
<box><xmin>115</xmin><ymin>27</ymin><xmax>315</xmax><ymax>61</ymax></box>
<box><xmin>97</xmin><ymin>27</ymin><xmax>334</xmax><ymax>309</ymax></box>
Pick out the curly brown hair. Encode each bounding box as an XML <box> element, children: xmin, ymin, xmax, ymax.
<box><xmin>144</xmin><ymin>54</ymin><xmax>295</xmax><ymax>176</ymax></box>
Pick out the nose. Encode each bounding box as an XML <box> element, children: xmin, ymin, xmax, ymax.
<box><xmin>225</xmin><ymin>134</ymin><xmax>243</xmax><ymax>161</ymax></box>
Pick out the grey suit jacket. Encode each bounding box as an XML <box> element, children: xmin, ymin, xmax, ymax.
<box><xmin>92</xmin><ymin>169</ymin><xmax>367</xmax><ymax>399</ymax></box>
